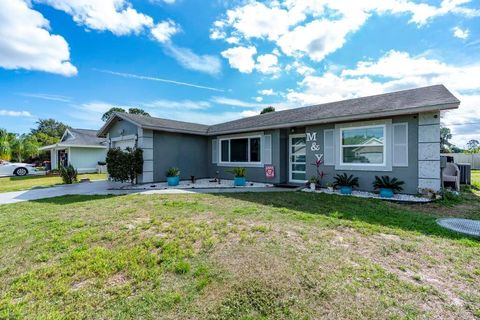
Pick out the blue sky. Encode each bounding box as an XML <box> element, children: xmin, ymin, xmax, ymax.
<box><xmin>0</xmin><ymin>0</ymin><xmax>479</xmax><ymax>146</ymax></box>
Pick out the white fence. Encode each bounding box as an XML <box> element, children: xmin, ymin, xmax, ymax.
<box><xmin>442</xmin><ymin>153</ymin><xmax>480</xmax><ymax>169</ymax></box>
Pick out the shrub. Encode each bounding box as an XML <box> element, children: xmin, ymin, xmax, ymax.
<box><xmin>59</xmin><ymin>165</ymin><xmax>77</xmax><ymax>184</ymax></box>
<box><xmin>166</xmin><ymin>167</ymin><xmax>180</xmax><ymax>177</ymax></box>
<box><xmin>333</xmin><ymin>173</ymin><xmax>359</xmax><ymax>188</ymax></box>
<box><xmin>228</xmin><ymin>167</ymin><xmax>246</xmax><ymax>177</ymax></box>
<box><xmin>308</xmin><ymin>176</ymin><xmax>319</xmax><ymax>184</ymax></box>
<box><xmin>373</xmin><ymin>176</ymin><xmax>404</xmax><ymax>192</ymax></box>
<box><xmin>106</xmin><ymin>147</ymin><xmax>143</xmax><ymax>184</ymax></box>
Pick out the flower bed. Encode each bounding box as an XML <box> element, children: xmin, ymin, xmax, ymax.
<box><xmin>119</xmin><ymin>178</ymin><xmax>273</xmax><ymax>190</ymax></box>
<box><xmin>302</xmin><ymin>187</ymin><xmax>431</xmax><ymax>203</ymax></box>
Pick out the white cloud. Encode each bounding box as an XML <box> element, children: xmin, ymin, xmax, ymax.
<box><xmin>255</xmin><ymin>54</ymin><xmax>280</xmax><ymax>74</ymax></box>
<box><xmin>151</xmin><ymin>20</ymin><xmax>180</xmax><ymax>43</ymax></box>
<box><xmin>95</xmin><ymin>69</ymin><xmax>224</xmax><ymax>92</ymax></box>
<box><xmin>286</xmin><ymin>50</ymin><xmax>480</xmax><ymax>146</ymax></box>
<box><xmin>36</xmin><ymin>0</ymin><xmax>154</xmax><ymax>35</ymax></box>
<box><xmin>255</xmin><ymin>97</ymin><xmax>263</xmax><ymax>102</ymax></box>
<box><xmin>211</xmin><ymin>96</ymin><xmax>269</xmax><ymax>108</ymax></box>
<box><xmin>17</xmin><ymin>93</ymin><xmax>72</xmax><ymax>103</ymax></box>
<box><xmin>341</xmin><ymin>50</ymin><xmax>480</xmax><ymax>92</ymax></box>
<box><xmin>277</xmin><ymin>13</ymin><xmax>367</xmax><ymax>62</ymax></box>
<box><xmin>452</xmin><ymin>26</ymin><xmax>469</xmax><ymax>39</ymax></box>
<box><xmin>221</xmin><ymin>46</ymin><xmax>257</xmax><ymax>73</ymax></box>
<box><xmin>285</xmin><ymin>61</ymin><xmax>315</xmax><ymax>75</ymax></box>
<box><xmin>0</xmin><ymin>110</ymin><xmax>33</xmax><ymax>117</ymax></box>
<box><xmin>163</xmin><ymin>44</ymin><xmax>222</xmax><ymax>76</ymax></box>
<box><xmin>258</xmin><ymin>89</ymin><xmax>276</xmax><ymax>96</ymax></box>
<box><xmin>0</xmin><ymin>0</ymin><xmax>77</xmax><ymax>76</ymax></box>
<box><xmin>213</xmin><ymin>0</ymin><xmax>480</xmax><ymax>67</ymax></box>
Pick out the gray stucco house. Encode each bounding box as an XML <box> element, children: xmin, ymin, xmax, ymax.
<box><xmin>40</xmin><ymin>128</ymin><xmax>108</xmax><ymax>173</ymax></box>
<box><xmin>97</xmin><ymin>85</ymin><xmax>460</xmax><ymax>193</ymax></box>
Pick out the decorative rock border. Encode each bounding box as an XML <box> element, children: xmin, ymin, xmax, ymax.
<box><xmin>437</xmin><ymin>218</ymin><xmax>480</xmax><ymax>237</ymax></box>
<box><xmin>117</xmin><ymin>178</ymin><xmax>274</xmax><ymax>190</ymax></box>
<box><xmin>302</xmin><ymin>188</ymin><xmax>432</xmax><ymax>203</ymax></box>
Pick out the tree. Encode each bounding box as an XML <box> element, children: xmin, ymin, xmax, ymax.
<box><xmin>440</xmin><ymin>127</ymin><xmax>452</xmax><ymax>153</ymax></box>
<box><xmin>11</xmin><ymin>134</ymin><xmax>39</xmax><ymax>163</ymax></box>
<box><xmin>260</xmin><ymin>106</ymin><xmax>275</xmax><ymax>114</ymax></box>
<box><xmin>0</xmin><ymin>129</ymin><xmax>12</xmax><ymax>161</ymax></box>
<box><xmin>101</xmin><ymin>107</ymin><xmax>150</xmax><ymax>122</ymax></box>
<box><xmin>128</xmin><ymin>108</ymin><xmax>150</xmax><ymax>117</ymax></box>
<box><xmin>31</xmin><ymin>119</ymin><xmax>68</xmax><ymax>141</ymax></box>
<box><xmin>101</xmin><ymin>107</ymin><xmax>126</xmax><ymax>122</ymax></box>
<box><xmin>34</xmin><ymin>132</ymin><xmax>60</xmax><ymax>146</ymax></box>
<box><xmin>466</xmin><ymin>139</ymin><xmax>479</xmax><ymax>150</ymax></box>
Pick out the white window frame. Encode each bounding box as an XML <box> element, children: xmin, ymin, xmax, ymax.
<box><xmin>339</xmin><ymin>124</ymin><xmax>387</xmax><ymax>167</ymax></box>
<box><xmin>218</xmin><ymin>134</ymin><xmax>263</xmax><ymax>167</ymax></box>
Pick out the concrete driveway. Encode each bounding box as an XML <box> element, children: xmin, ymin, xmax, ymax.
<box><xmin>0</xmin><ymin>180</ymin><xmax>293</xmax><ymax>205</ymax></box>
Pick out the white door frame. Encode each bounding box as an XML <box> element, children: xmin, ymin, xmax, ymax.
<box><xmin>289</xmin><ymin>133</ymin><xmax>307</xmax><ymax>183</ymax></box>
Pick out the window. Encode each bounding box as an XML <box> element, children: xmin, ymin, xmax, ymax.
<box><xmin>340</xmin><ymin>125</ymin><xmax>385</xmax><ymax>165</ymax></box>
<box><xmin>219</xmin><ymin>136</ymin><xmax>262</xmax><ymax>163</ymax></box>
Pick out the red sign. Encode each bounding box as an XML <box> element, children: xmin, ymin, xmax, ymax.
<box><xmin>265</xmin><ymin>165</ymin><xmax>275</xmax><ymax>178</ymax></box>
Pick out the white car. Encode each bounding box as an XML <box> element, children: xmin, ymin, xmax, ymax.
<box><xmin>0</xmin><ymin>160</ymin><xmax>37</xmax><ymax>176</ymax></box>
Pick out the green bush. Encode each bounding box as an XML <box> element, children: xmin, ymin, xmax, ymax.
<box><xmin>106</xmin><ymin>147</ymin><xmax>143</xmax><ymax>184</ymax></box>
<box><xmin>373</xmin><ymin>175</ymin><xmax>404</xmax><ymax>192</ymax></box>
<box><xmin>228</xmin><ymin>167</ymin><xmax>246</xmax><ymax>177</ymax></box>
<box><xmin>59</xmin><ymin>165</ymin><xmax>77</xmax><ymax>184</ymax></box>
<box><xmin>166</xmin><ymin>167</ymin><xmax>180</xmax><ymax>177</ymax></box>
<box><xmin>333</xmin><ymin>173</ymin><xmax>359</xmax><ymax>188</ymax></box>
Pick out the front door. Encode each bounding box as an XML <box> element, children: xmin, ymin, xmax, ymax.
<box><xmin>289</xmin><ymin>134</ymin><xmax>306</xmax><ymax>183</ymax></box>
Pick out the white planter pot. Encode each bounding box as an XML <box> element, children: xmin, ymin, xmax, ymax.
<box><xmin>310</xmin><ymin>183</ymin><xmax>316</xmax><ymax>191</ymax></box>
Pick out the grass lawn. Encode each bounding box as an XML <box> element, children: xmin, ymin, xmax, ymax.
<box><xmin>472</xmin><ymin>170</ymin><xmax>480</xmax><ymax>189</ymax></box>
<box><xmin>0</xmin><ymin>173</ymin><xmax>107</xmax><ymax>193</ymax></box>
<box><xmin>0</xmin><ymin>187</ymin><xmax>479</xmax><ymax>319</ymax></box>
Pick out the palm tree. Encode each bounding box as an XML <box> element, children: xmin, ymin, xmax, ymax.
<box><xmin>0</xmin><ymin>129</ymin><xmax>12</xmax><ymax>161</ymax></box>
<box><xmin>11</xmin><ymin>135</ymin><xmax>39</xmax><ymax>163</ymax></box>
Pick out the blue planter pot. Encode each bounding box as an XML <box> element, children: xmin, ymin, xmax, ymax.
<box><xmin>379</xmin><ymin>188</ymin><xmax>394</xmax><ymax>198</ymax></box>
<box><xmin>340</xmin><ymin>186</ymin><xmax>353</xmax><ymax>195</ymax></box>
<box><xmin>167</xmin><ymin>176</ymin><xmax>180</xmax><ymax>186</ymax></box>
<box><xmin>234</xmin><ymin>177</ymin><xmax>246</xmax><ymax>186</ymax></box>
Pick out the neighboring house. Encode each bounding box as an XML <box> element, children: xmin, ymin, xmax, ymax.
<box><xmin>97</xmin><ymin>85</ymin><xmax>460</xmax><ymax>193</ymax></box>
<box><xmin>40</xmin><ymin>128</ymin><xmax>108</xmax><ymax>173</ymax></box>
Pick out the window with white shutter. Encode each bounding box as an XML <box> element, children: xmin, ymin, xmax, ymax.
<box><xmin>323</xmin><ymin>129</ymin><xmax>334</xmax><ymax>165</ymax></box>
<box><xmin>393</xmin><ymin>123</ymin><xmax>408</xmax><ymax>167</ymax></box>
<box><xmin>263</xmin><ymin>135</ymin><xmax>272</xmax><ymax>164</ymax></box>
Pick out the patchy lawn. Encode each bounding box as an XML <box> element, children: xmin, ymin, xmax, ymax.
<box><xmin>0</xmin><ymin>173</ymin><xmax>107</xmax><ymax>193</ymax></box>
<box><xmin>0</xmin><ymin>190</ymin><xmax>479</xmax><ymax>319</ymax></box>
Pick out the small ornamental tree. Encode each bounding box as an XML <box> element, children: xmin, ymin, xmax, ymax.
<box><xmin>106</xmin><ymin>147</ymin><xmax>143</xmax><ymax>184</ymax></box>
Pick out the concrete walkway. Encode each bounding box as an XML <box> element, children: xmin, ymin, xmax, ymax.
<box><xmin>0</xmin><ymin>180</ymin><xmax>294</xmax><ymax>205</ymax></box>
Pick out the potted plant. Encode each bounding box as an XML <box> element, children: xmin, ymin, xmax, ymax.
<box><xmin>228</xmin><ymin>167</ymin><xmax>246</xmax><ymax>186</ymax></box>
<box><xmin>333</xmin><ymin>173</ymin><xmax>359</xmax><ymax>195</ymax></box>
<box><xmin>308</xmin><ymin>176</ymin><xmax>318</xmax><ymax>191</ymax></box>
<box><xmin>166</xmin><ymin>167</ymin><xmax>180</xmax><ymax>186</ymax></box>
<box><xmin>326</xmin><ymin>182</ymin><xmax>334</xmax><ymax>192</ymax></box>
<box><xmin>373</xmin><ymin>176</ymin><xmax>404</xmax><ymax>198</ymax></box>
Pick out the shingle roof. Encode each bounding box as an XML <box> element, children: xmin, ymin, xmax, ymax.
<box><xmin>65</xmin><ymin>128</ymin><xmax>108</xmax><ymax>146</ymax></box>
<box><xmin>97</xmin><ymin>85</ymin><xmax>459</xmax><ymax>137</ymax></box>
<box><xmin>117</xmin><ymin>112</ymin><xmax>209</xmax><ymax>135</ymax></box>
<box><xmin>208</xmin><ymin>85</ymin><xmax>459</xmax><ymax>135</ymax></box>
